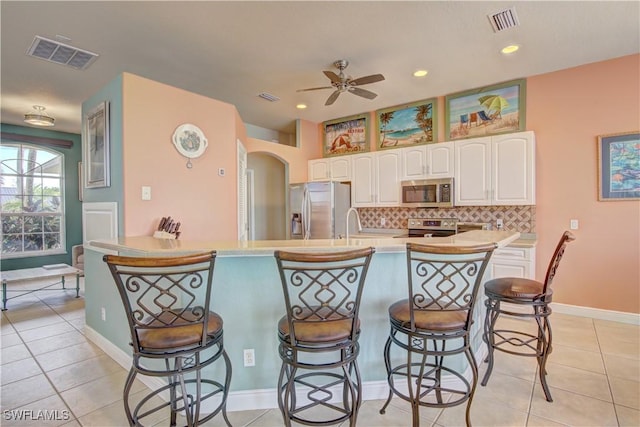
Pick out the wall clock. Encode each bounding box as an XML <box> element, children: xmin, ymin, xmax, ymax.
<box><xmin>172</xmin><ymin>123</ymin><xmax>208</xmax><ymax>168</ymax></box>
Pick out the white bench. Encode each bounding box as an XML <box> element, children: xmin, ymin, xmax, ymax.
<box><xmin>1</xmin><ymin>264</ymin><xmax>82</xmax><ymax>310</ymax></box>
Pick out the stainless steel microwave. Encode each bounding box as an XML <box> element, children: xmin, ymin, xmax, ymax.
<box><xmin>400</xmin><ymin>178</ymin><xmax>454</xmax><ymax>208</ymax></box>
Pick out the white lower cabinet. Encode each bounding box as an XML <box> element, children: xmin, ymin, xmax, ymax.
<box><xmin>490</xmin><ymin>246</ymin><xmax>536</xmax><ymax>280</ymax></box>
<box><xmin>351</xmin><ymin>151</ymin><xmax>401</xmax><ymax>207</ymax></box>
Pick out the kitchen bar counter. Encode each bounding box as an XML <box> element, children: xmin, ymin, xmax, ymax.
<box><xmin>87</xmin><ymin>229</ymin><xmax>520</xmax><ymax>256</ymax></box>
<box><xmin>83</xmin><ymin>230</ymin><xmax>519</xmax><ymax>412</ymax></box>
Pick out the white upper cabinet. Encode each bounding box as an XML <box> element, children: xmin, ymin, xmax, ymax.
<box><xmin>308</xmin><ymin>158</ymin><xmax>329</xmax><ymax>181</ymax></box>
<box><xmin>492</xmin><ymin>132</ymin><xmax>535</xmax><ymax>205</ymax></box>
<box><xmin>376</xmin><ymin>150</ymin><xmax>402</xmax><ymax>206</ymax></box>
<box><xmin>308</xmin><ymin>157</ymin><xmax>352</xmax><ymax>181</ymax></box>
<box><xmin>454</xmin><ymin>131</ymin><xmax>535</xmax><ymax>206</ymax></box>
<box><xmin>329</xmin><ymin>156</ymin><xmax>352</xmax><ymax>181</ymax></box>
<box><xmin>351</xmin><ymin>153</ymin><xmax>376</xmax><ymax>206</ymax></box>
<box><xmin>455</xmin><ymin>136</ymin><xmax>492</xmax><ymax>205</ymax></box>
<box><xmin>351</xmin><ymin>151</ymin><xmax>401</xmax><ymax>207</ymax></box>
<box><xmin>401</xmin><ymin>142</ymin><xmax>454</xmax><ymax>180</ymax></box>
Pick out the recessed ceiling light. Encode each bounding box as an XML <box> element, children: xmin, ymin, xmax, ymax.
<box><xmin>413</xmin><ymin>70</ymin><xmax>428</xmax><ymax>77</ymax></box>
<box><xmin>501</xmin><ymin>44</ymin><xmax>520</xmax><ymax>55</ymax></box>
<box><xmin>296</xmin><ymin>103</ymin><xmax>307</xmax><ymax>109</ymax></box>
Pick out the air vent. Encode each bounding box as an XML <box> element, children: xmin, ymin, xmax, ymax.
<box><xmin>258</xmin><ymin>92</ymin><xmax>280</xmax><ymax>102</ymax></box>
<box><xmin>26</xmin><ymin>36</ymin><xmax>99</xmax><ymax>70</ymax></box>
<box><xmin>488</xmin><ymin>7</ymin><xmax>520</xmax><ymax>32</ymax></box>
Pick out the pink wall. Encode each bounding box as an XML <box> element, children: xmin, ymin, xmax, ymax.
<box><xmin>244</xmin><ymin>119</ymin><xmax>322</xmax><ymax>183</ymax></box>
<box><xmin>527</xmin><ymin>55</ymin><xmax>639</xmax><ymax>313</ymax></box>
<box><xmin>122</xmin><ymin>73</ymin><xmax>239</xmax><ymax>241</ymax></box>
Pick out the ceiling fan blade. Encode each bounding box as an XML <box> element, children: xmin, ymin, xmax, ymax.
<box><xmin>296</xmin><ymin>86</ymin><xmax>333</xmax><ymax>92</ymax></box>
<box><xmin>323</xmin><ymin>71</ymin><xmax>342</xmax><ymax>84</ymax></box>
<box><xmin>325</xmin><ymin>90</ymin><xmax>341</xmax><ymax>106</ymax></box>
<box><xmin>349</xmin><ymin>86</ymin><xmax>378</xmax><ymax>100</ymax></box>
<box><xmin>350</xmin><ymin>74</ymin><xmax>385</xmax><ymax>86</ymax></box>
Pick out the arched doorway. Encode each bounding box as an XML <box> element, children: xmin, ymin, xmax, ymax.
<box><xmin>247</xmin><ymin>152</ymin><xmax>287</xmax><ymax>240</ymax></box>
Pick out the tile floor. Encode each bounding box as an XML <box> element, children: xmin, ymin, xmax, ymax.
<box><xmin>1</xmin><ymin>276</ymin><xmax>639</xmax><ymax>426</ymax></box>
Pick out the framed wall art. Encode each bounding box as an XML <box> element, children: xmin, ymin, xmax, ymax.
<box><xmin>445</xmin><ymin>78</ymin><xmax>526</xmax><ymax>141</ymax></box>
<box><xmin>376</xmin><ymin>98</ymin><xmax>437</xmax><ymax>149</ymax></box>
<box><xmin>323</xmin><ymin>113</ymin><xmax>369</xmax><ymax>157</ymax></box>
<box><xmin>597</xmin><ymin>131</ymin><xmax>640</xmax><ymax>201</ymax></box>
<box><xmin>83</xmin><ymin>101</ymin><xmax>110</xmax><ymax>188</ymax></box>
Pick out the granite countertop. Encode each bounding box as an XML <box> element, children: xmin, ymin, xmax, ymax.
<box><xmin>506</xmin><ymin>232</ymin><xmax>537</xmax><ymax>248</ymax></box>
<box><xmin>87</xmin><ymin>230</ymin><xmax>520</xmax><ymax>257</ymax></box>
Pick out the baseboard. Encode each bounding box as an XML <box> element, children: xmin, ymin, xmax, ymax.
<box><xmin>551</xmin><ymin>302</ymin><xmax>640</xmax><ymax>325</ymax></box>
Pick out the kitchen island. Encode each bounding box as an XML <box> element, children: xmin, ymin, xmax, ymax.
<box><xmin>83</xmin><ymin>230</ymin><xmax>519</xmax><ymax>412</ymax></box>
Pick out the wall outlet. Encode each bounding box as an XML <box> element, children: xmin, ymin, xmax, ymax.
<box><xmin>101</xmin><ymin>307</ymin><xmax>106</xmax><ymax>322</ymax></box>
<box><xmin>570</xmin><ymin>219</ymin><xmax>579</xmax><ymax>230</ymax></box>
<box><xmin>496</xmin><ymin>218</ymin><xmax>504</xmax><ymax>229</ymax></box>
<box><xmin>218</xmin><ymin>168</ymin><xmax>226</xmax><ymax>177</ymax></box>
<box><xmin>380</xmin><ymin>217</ymin><xmax>386</xmax><ymax>226</ymax></box>
<box><xmin>243</xmin><ymin>348</ymin><xmax>255</xmax><ymax>367</ymax></box>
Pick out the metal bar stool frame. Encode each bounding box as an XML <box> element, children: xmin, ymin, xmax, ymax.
<box><xmin>274</xmin><ymin>247</ymin><xmax>375</xmax><ymax>427</ymax></box>
<box><xmin>104</xmin><ymin>251</ymin><xmax>232</xmax><ymax>427</ymax></box>
<box><xmin>481</xmin><ymin>231</ymin><xmax>575</xmax><ymax>402</ymax></box>
<box><xmin>380</xmin><ymin>243</ymin><xmax>496</xmax><ymax>427</ymax></box>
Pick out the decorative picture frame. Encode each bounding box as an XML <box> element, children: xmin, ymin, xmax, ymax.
<box><xmin>445</xmin><ymin>78</ymin><xmax>526</xmax><ymax>141</ymax></box>
<box><xmin>376</xmin><ymin>98</ymin><xmax>437</xmax><ymax>149</ymax></box>
<box><xmin>83</xmin><ymin>101</ymin><xmax>110</xmax><ymax>188</ymax></box>
<box><xmin>323</xmin><ymin>113</ymin><xmax>369</xmax><ymax>157</ymax></box>
<box><xmin>597</xmin><ymin>131</ymin><xmax>640</xmax><ymax>201</ymax></box>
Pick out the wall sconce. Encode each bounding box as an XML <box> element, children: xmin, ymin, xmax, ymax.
<box><xmin>24</xmin><ymin>105</ymin><xmax>55</xmax><ymax>127</ymax></box>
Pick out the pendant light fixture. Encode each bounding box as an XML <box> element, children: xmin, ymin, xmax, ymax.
<box><xmin>24</xmin><ymin>105</ymin><xmax>55</xmax><ymax>127</ymax></box>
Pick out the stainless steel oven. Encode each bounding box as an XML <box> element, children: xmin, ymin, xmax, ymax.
<box><xmin>406</xmin><ymin>218</ymin><xmax>458</xmax><ymax>237</ymax></box>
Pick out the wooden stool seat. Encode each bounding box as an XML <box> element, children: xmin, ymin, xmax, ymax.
<box><xmin>389</xmin><ymin>299</ymin><xmax>467</xmax><ymax>331</ymax></box>
<box><xmin>137</xmin><ymin>309</ymin><xmax>224</xmax><ymax>350</ymax></box>
<box><xmin>277</xmin><ymin>308</ymin><xmax>360</xmax><ymax>343</ymax></box>
<box><xmin>485</xmin><ymin>277</ymin><xmax>546</xmax><ymax>300</ymax></box>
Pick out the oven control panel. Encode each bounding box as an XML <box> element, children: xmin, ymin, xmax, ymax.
<box><xmin>408</xmin><ymin>218</ymin><xmax>458</xmax><ymax>231</ymax></box>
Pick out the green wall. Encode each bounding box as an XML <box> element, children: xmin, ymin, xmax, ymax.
<box><xmin>1</xmin><ymin>123</ymin><xmax>82</xmax><ymax>270</ymax></box>
<box><xmin>81</xmin><ymin>74</ymin><xmax>125</xmax><ymax>236</ymax></box>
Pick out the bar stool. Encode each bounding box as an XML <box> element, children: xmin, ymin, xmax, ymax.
<box><xmin>380</xmin><ymin>243</ymin><xmax>496</xmax><ymax>427</ymax></box>
<box><xmin>103</xmin><ymin>251</ymin><xmax>232</xmax><ymax>427</ymax></box>
<box><xmin>482</xmin><ymin>231</ymin><xmax>575</xmax><ymax>402</ymax></box>
<box><xmin>274</xmin><ymin>247</ymin><xmax>375</xmax><ymax>427</ymax></box>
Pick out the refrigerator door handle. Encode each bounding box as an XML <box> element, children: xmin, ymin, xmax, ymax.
<box><xmin>304</xmin><ymin>189</ymin><xmax>312</xmax><ymax>240</ymax></box>
<box><xmin>302</xmin><ymin>188</ymin><xmax>309</xmax><ymax>240</ymax></box>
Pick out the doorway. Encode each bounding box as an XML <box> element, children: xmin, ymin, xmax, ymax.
<box><xmin>247</xmin><ymin>152</ymin><xmax>287</xmax><ymax>240</ymax></box>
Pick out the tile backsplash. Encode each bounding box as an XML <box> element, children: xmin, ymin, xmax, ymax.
<box><xmin>358</xmin><ymin>206</ymin><xmax>535</xmax><ymax>232</ymax></box>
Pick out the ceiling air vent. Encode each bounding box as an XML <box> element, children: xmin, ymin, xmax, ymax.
<box><xmin>258</xmin><ymin>92</ymin><xmax>280</xmax><ymax>102</ymax></box>
<box><xmin>488</xmin><ymin>7</ymin><xmax>520</xmax><ymax>32</ymax></box>
<box><xmin>26</xmin><ymin>36</ymin><xmax>99</xmax><ymax>70</ymax></box>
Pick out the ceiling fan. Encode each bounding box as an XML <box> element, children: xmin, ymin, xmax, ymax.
<box><xmin>297</xmin><ymin>59</ymin><xmax>385</xmax><ymax>106</ymax></box>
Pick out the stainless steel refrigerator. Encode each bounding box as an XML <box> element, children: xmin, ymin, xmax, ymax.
<box><xmin>289</xmin><ymin>181</ymin><xmax>351</xmax><ymax>239</ymax></box>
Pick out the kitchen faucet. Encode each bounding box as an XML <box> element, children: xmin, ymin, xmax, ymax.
<box><xmin>345</xmin><ymin>207</ymin><xmax>362</xmax><ymax>240</ymax></box>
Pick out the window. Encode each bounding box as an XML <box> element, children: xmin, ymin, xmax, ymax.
<box><xmin>1</xmin><ymin>143</ymin><xmax>65</xmax><ymax>258</ymax></box>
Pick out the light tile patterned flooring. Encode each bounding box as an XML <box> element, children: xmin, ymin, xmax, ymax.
<box><xmin>1</xmin><ymin>277</ymin><xmax>639</xmax><ymax>426</ymax></box>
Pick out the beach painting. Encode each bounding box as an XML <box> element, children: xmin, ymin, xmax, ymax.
<box><xmin>323</xmin><ymin>113</ymin><xmax>369</xmax><ymax>157</ymax></box>
<box><xmin>445</xmin><ymin>79</ymin><xmax>526</xmax><ymax>141</ymax></box>
<box><xmin>376</xmin><ymin>98</ymin><xmax>437</xmax><ymax>149</ymax></box>
<box><xmin>597</xmin><ymin>131</ymin><xmax>640</xmax><ymax>200</ymax></box>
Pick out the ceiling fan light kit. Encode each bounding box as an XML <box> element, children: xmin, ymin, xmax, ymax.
<box><xmin>297</xmin><ymin>59</ymin><xmax>385</xmax><ymax>106</ymax></box>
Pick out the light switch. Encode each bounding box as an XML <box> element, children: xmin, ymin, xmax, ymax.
<box><xmin>141</xmin><ymin>186</ymin><xmax>151</xmax><ymax>201</ymax></box>
<box><xmin>570</xmin><ymin>219</ymin><xmax>579</xmax><ymax>230</ymax></box>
